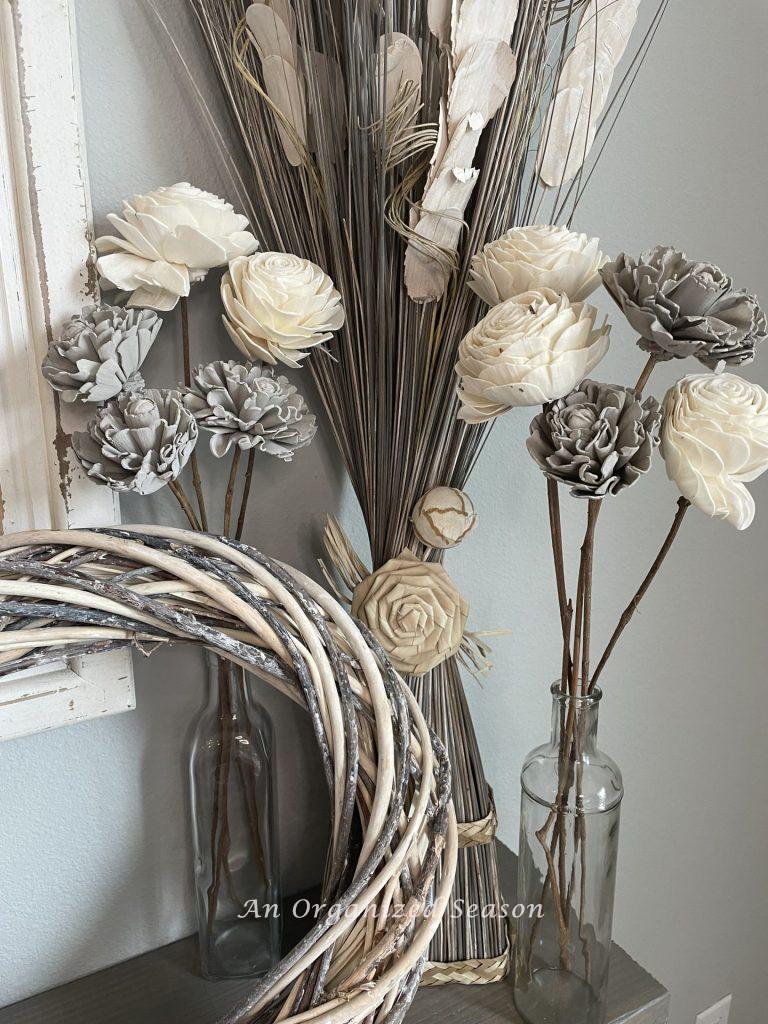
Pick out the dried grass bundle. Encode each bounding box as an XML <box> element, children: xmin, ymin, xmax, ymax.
<box><xmin>175</xmin><ymin>0</ymin><xmax>667</xmax><ymax>974</ymax></box>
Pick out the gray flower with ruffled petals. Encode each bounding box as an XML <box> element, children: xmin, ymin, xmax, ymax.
<box><xmin>527</xmin><ymin>380</ymin><xmax>661</xmax><ymax>498</ymax></box>
<box><xmin>600</xmin><ymin>246</ymin><xmax>767</xmax><ymax>369</ymax></box>
<box><xmin>182</xmin><ymin>359</ymin><xmax>316</xmax><ymax>460</ymax></box>
<box><xmin>42</xmin><ymin>304</ymin><xmax>161</xmax><ymax>403</ymax></box>
<box><xmin>72</xmin><ymin>389</ymin><xmax>197</xmax><ymax>494</ymax></box>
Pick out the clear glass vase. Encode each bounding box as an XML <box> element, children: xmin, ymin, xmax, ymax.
<box><xmin>189</xmin><ymin>653</ymin><xmax>281</xmax><ymax>979</ymax></box>
<box><xmin>514</xmin><ymin>682</ymin><xmax>623</xmax><ymax>1024</ymax></box>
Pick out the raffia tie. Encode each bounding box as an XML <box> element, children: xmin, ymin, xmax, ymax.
<box><xmin>421</xmin><ymin>943</ymin><xmax>510</xmax><ymax>986</ymax></box>
<box><xmin>456</xmin><ymin>787</ymin><xmax>498</xmax><ymax>848</ymax></box>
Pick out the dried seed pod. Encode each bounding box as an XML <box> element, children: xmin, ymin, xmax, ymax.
<box><xmin>411</xmin><ymin>486</ymin><xmax>478</xmax><ymax>549</ymax></box>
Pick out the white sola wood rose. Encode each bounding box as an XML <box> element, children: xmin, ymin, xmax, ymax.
<box><xmin>96</xmin><ymin>183</ymin><xmax>259</xmax><ymax>311</ymax></box>
<box><xmin>221</xmin><ymin>252</ymin><xmax>345</xmax><ymax>368</ymax></box>
<box><xmin>412</xmin><ymin>486</ymin><xmax>477</xmax><ymax>549</ymax></box>
<box><xmin>351</xmin><ymin>550</ymin><xmax>468</xmax><ymax>676</ymax></box>
<box><xmin>456</xmin><ymin>288</ymin><xmax>610</xmax><ymax>421</ymax></box>
<box><xmin>662</xmin><ymin>373</ymin><xmax>768</xmax><ymax>530</ymax></box>
<box><xmin>469</xmin><ymin>225</ymin><xmax>605</xmax><ymax>306</ymax></box>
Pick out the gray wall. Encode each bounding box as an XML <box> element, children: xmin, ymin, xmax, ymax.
<box><xmin>1</xmin><ymin>1</ymin><xmax>766</xmax><ymax>1021</ymax></box>
<box><xmin>0</xmin><ymin>0</ymin><xmax>334</xmax><ymax>1007</ymax></box>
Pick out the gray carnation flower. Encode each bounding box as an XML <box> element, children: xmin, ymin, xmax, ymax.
<box><xmin>72</xmin><ymin>389</ymin><xmax>197</xmax><ymax>495</ymax></box>
<box><xmin>600</xmin><ymin>246</ymin><xmax>767</xmax><ymax>368</ymax></box>
<box><xmin>182</xmin><ymin>359</ymin><xmax>316</xmax><ymax>460</ymax></box>
<box><xmin>527</xmin><ymin>380</ymin><xmax>661</xmax><ymax>498</ymax></box>
<box><xmin>42</xmin><ymin>304</ymin><xmax>161</xmax><ymax>403</ymax></box>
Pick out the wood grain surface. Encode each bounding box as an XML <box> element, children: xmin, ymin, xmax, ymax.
<box><xmin>0</xmin><ymin>843</ymin><xmax>669</xmax><ymax>1024</ymax></box>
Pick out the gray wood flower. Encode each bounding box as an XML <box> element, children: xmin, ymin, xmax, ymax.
<box><xmin>182</xmin><ymin>359</ymin><xmax>316</xmax><ymax>460</ymax></box>
<box><xmin>42</xmin><ymin>304</ymin><xmax>161</xmax><ymax>403</ymax></box>
<box><xmin>527</xmin><ymin>380</ymin><xmax>661</xmax><ymax>498</ymax></box>
<box><xmin>600</xmin><ymin>246</ymin><xmax>767</xmax><ymax>368</ymax></box>
<box><xmin>72</xmin><ymin>389</ymin><xmax>198</xmax><ymax>495</ymax></box>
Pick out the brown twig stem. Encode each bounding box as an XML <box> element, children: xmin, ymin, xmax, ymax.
<box><xmin>169</xmin><ymin>479</ymin><xmax>201</xmax><ymax>531</ymax></box>
<box><xmin>633</xmin><ymin>353</ymin><xmax>658</xmax><ymax>398</ymax></box>
<box><xmin>223</xmin><ymin>446</ymin><xmax>242</xmax><ymax>538</ymax></box>
<box><xmin>571</xmin><ymin>502</ymin><xmax>600</xmax><ymax>695</ymax></box>
<box><xmin>580</xmin><ymin>500</ymin><xmax>601</xmax><ymax>694</ymax></box>
<box><xmin>235</xmin><ymin>448</ymin><xmax>256</xmax><ymax>542</ymax></box>
<box><xmin>547</xmin><ymin>478</ymin><xmax>571</xmax><ymax>688</ymax></box>
<box><xmin>180</xmin><ymin>297</ymin><xmax>209</xmax><ymax>532</ymax></box>
<box><xmin>560</xmin><ymin>600</ymin><xmax>573</xmax><ymax>695</ymax></box>
<box><xmin>590</xmin><ymin>496</ymin><xmax>691</xmax><ymax>691</ymax></box>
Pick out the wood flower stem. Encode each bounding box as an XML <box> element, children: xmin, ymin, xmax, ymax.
<box><xmin>571</xmin><ymin>503</ymin><xmax>598</xmax><ymax>696</ymax></box>
<box><xmin>180</xmin><ymin>296</ymin><xmax>209</xmax><ymax>532</ymax></box>
<box><xmin>633</xmin><ymin>353</ymin><xmax>658</xmax><ymax>398</ymax></box>
<box><xmin>235</xmin><ymin>449</ymin><xmax>256</xmax><ymax>542</ymax></box>
<box><xmin>580</xmin><ymin>500</ymin><xmax>601</xmax><ymax>694</ymax></box>
<box><xmin>547</xmin><ymin>478</ymin><xmax>571</xmax><ymax>688</ymax></box>
<box><xmin>224</xmin><ymin>446</ymin><xmax>242</xmax><ymax>538</ymax></box>
<box><xmin>169</xmin><ymin>480</ymin><xmax>201</xmax><ymax>531</ymax></box>
<box><xmin>590</xmin><ymin>497</ymin><xmax>691</xmax><ymax>691</ymax></box>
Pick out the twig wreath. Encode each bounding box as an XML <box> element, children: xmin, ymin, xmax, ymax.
<box><xmin>0</xmin><ymin>526</ymin><xmax>458</xmax><ymax>1024</ymax></box>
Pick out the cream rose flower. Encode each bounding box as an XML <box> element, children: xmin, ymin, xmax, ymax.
<box><xmin>661</xmin><ymin>373</ymin><xmax>768</xmax><ymax>530</ymax></box>
<box><xmin>221</xmin><ymin>252</ymin><xmax>345</xmax><ymax>368</ymax></box>
<box><xmin>351</xmin><ymin>550</ymin><xmax>468</xmax><ymax>676</ymax></box>
<box><xmin>96</xmin><ymin>183</ymin><xmax>258</xmax><ymax>311</ymax></box>
<box><xmin>456</xmin><ymin>289</ymin><xmax>610</xmax><ymax>421</ymax></box>
<box><xmin>469</xmin><ymin>225</ymin><xmax>605</xmax><ymax>306</ymax></box>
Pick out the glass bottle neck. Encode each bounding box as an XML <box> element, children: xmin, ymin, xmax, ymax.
<box><xmin>549</xmin><ymin>682</ymin><xmax>601</xmax><ymax>754</ymax></box>
<box><xmin>205</xmin><ymin>652</ymin><xmax>248</xmax><ymax>716</ymax></box>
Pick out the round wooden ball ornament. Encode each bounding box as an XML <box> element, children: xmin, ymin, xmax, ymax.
<box><xmin>411</xmin><ymin>487</ymin><xmax>478</xmax><ymax>549</ymax></box>
<box><xmin>0</xmin><ymin>525</ymin><xmax>458</xmax><ymax>1024</ymax></box>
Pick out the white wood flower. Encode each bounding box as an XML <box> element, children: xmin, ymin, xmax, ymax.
<box><xmin>351</xmin><ymin>550</ymin><xmax>468</xmax><ymax>676</ymax></box>
<box><xmin>221</xmin><ymin>252</ymin><xmax>345</xmax><ymax>368</ymax></box>
<box><xmin>456</xmin><ymin>289</ymin><xmax>610</xmax><ymax>422</ymax></box>
<box><xmin>469</xmin><ymin>225</ymin><xmax>605</xmax><ymax>306</ymax></box>
<box><xmin>96</xmin><ymin>183</ymin><xmax>259</xmax><ymax>311</ymax></box>
<box><xmin>662</xmin><ymin>373</ymin><xmax>768</xmax><ymax>530</ymax></box>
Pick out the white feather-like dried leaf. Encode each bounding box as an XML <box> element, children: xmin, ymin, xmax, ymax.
<box><xmin>447</xmin><ymin>41</ymin><xmax>517</xmax><ymax>130</ymax></box>
<box><xmin>428</xmin><ymin>0</ymin><xmax>452</xmax><ymax>45</ymax></box>
<box><xmin>405</xmin><ymin>37</ymin><xmax>516</xmax><ymax>301</ymax></box>
<box><xmin>538</xmin><ymin>0</ymin><xmax>640</xmax><ymax>188</ymax></box>
<box><xmin>261</xmin><ymin>54</ymin><xmax>307</xmax><ymax>166</ymax></box>
<box><xmin>266</xmin><ymin>0</ymin><xmax>297</xmax><ymax>39</ymax></box>
<box><xmin>405</xmin><ymin>169</ymin><xmax>478</xmax><ymax>302</ymax></box>
<box><xmin>246</xmin><ymin>2</ymin><xmax>296</xmax><ymax>64</ymax></box>
<box><xmin>378</xmin><ymin>32</ymin><xmax>423</xmax><ymax>116</ymax></box>
<box><xmin>453</xmin><ymin>0</ymin><xmax>519</xmax><ymax>63</ymax></box>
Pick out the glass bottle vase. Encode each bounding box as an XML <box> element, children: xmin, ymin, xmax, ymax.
<box><xmin>514</xmin><ymin>682</ymin><xmax>623</xmax><ymax>1024</ymax></box>
<box><xmin>189</xmin><ymin>653</ymin><xmax>281</xmax><ymax>979</ymax></box>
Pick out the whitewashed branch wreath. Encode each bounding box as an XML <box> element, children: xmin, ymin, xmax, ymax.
<box><xmin>0</xmin><ymin>526</ymin><xmax>458</xmax><ymax>1024</ymax></box>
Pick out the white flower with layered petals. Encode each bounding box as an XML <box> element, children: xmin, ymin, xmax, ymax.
<box><xmin>469</xmin><ymin>225</ymin><xmax>605</xmax><ymax>306</ymax></box>
<box><xmin>96</xmin><ymin>183</ymin><xmax>258</xmax><ymax>311</ymax></box>
<box><xmin>456</xmin><ymin>289</ymin><xmax>611</xmax><ymax>422</ymax></box>
<box><xmin>221</xmin><ymin>252</ymin><xmax>345</xmax><ymax>368</ymax></box>
<box><xmin>662</xmin><ymin>373</ymin><xmax>768</xmax><ymax>530</ymax></box>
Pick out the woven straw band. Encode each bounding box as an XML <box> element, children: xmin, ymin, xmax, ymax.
<box><xmin>456</xmin><ymin>788</ymin><xmax>498</xmax><ymax>848</ymax></box>
<box><xmin>420</xmin><ymin>943</ymin><xmax>510</xmax><ymax>986</ymax></box>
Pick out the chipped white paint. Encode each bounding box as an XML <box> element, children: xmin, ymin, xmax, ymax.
<box><xmin>0</xmin><ymin>0</ymin><xmax>134</xmax><ymax>740</ymax></box>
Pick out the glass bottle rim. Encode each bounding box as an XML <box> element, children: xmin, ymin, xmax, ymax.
<box><xmin>549</xmin><ymin>680</ymin><xmax>603</xmax><ymax>706</ymax></box>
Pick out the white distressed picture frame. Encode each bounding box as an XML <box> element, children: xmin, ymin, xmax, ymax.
<box><xmin>0</xmin><ymin>0</ymin><xmax>135</xmax><ymax>740</ymax></box>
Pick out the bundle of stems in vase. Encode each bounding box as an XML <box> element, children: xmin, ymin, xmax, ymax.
<box><xmin>456</xmin><ymin>226</ymin><xmax>768</xmax><ymax>966</ymax></box>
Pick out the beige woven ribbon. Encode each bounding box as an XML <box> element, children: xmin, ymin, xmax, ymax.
<box><xmin>456</xmin><ymin>787</ymin><xmax>498</xmax><ymax>848</ymax></box>
<box><xmin>421</xmin><ymin>943</ymin><xmax>510</xmax><ymax>986</ymax></box>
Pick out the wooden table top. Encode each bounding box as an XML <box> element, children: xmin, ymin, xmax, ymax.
<box><xmin>0</xmin><ymin>843</ymin><xmax>669</xmax><ymax>1024</ymax></box>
